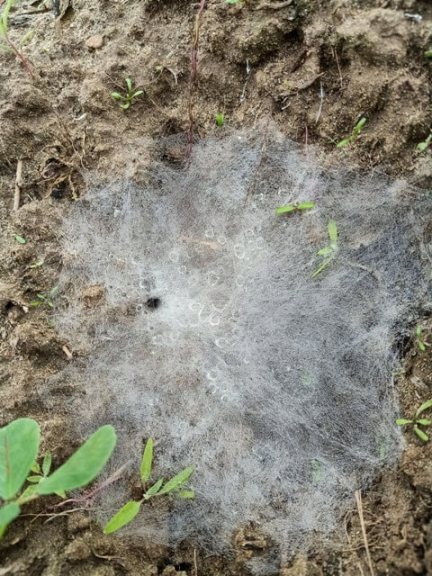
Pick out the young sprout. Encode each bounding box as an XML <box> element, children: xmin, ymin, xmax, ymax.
<box><xmin>336</xmin><ymin>117</ymin><xmax>367</xmax><ymax>148</ymax></box>
<box><xmin>417</xmin><ymin>133</ymin><xmax>432</xmax><ymax>153</ymax></box>
<box><xmin>13</xmin><ymin>234</ymin><xmax>27</xmax><ymax>244</ymax></box>
<box><xmin>30</xmin><ymin>286</ymin><xmax>58</xmax><ymax>309</ymax></box>
<box><xmin>312</xmin><ymin>220</ymin><xmax>338</xmax><ymax>278</ymax></box>
<box><xmin>276</xmin><ymin>200</ymin><xmax>315</xmax><ymax>216</ymax></box>
<box><xmin>396</xmin><ymin>399</ymin><xmax>432</xmax><ymax>443</ymax></box>
<box><xmin>111</xmin><ymin>78</ymin><xmax>144</xmax><ymax>111</ymax></box>
<box><xmin>424</xmin><ymin>49</ymin><xmax>432</xmax><ymax>58</ymax></box>
<box><xmin>415</xmin><ymin>325</ymin><xmax>430</xmax><ymax>352</ymax></box>
<box><xmin>103</xmin><ymin>438</ymin><xmax>194</xmax><ymax>534</ymax></box>
<box><xmin>215</xmin><ymin>113</ymin><xmax>225</xmax><ymax>127</ymax></box>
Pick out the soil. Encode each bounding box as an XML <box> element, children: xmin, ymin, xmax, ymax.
<box><xmin>0</xmin><ymin>0</ymin><xmax>432</xmax><ymax>574</ymax></box>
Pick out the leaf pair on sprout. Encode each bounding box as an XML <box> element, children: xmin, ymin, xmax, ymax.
<box><xmin>396</xmin><ymin>399</ymin><xmax>432</xmax><ymax>442</ymax></box>
<box><xmin>111</xmin><ymin>78</ymin><xmax>144</xmax><ymax>111</ymax></box>
<box><xmin>312</xmin><ymin>220</ymin><xmax>338</xmax><ymax>278</ymax></box>
<box><xmin>275</xmin><ymin>200</ymin><xmax>315</xmax><ymax>216</ymax></box>
<box><xmin>103</xmin><ymin>438</ymin><xmax>194</xmax><ymax>534</ymax></box>
<box><xmin>0</xmin><ymin>419</ymin><xmax>116</xmax><ymax>539</ymax></box>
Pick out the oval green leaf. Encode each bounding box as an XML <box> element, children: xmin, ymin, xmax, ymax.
<box><xmin>416</xmin><ymin>399</ymin><xmax>432</xmax><ymax>417</ymax></box>
<box><xmin>0</xmin><ymin>418</ymin><xmax>40</xmax><ymax>500</ymax></box>
<box><xmin>36</xmin><ymin>425</ymin><xmax>116</xmax><ymax>495</ymax></box>
<box><xmin>275</xmin><ymin>204</ymin><xmax>295</xmax><ymax>215</ymax></box>
<box><xmin>158</xmin><ymin>466</ymin><xmax>194</xmax><ymax>495</ymax></box>
<box><xmin>140</xmin><ymin>438</ymin><xmax>153</xmax><ymax>484</ymax></box>
<box><xmin>414</xmin><ymin>427</ymin><xmax>429</xmax><ymax>443</ymax></box>
<box><xmin>103</xmin><ymin>500</ymin><xmax>141</xmax><ymax>534</ymax></box>
<box><xmin>144</xmin><ymin>477</ymin><xmax>164</xmax><ymax>499</ymax></box>
<box><xmin>0</xmin><ymin>502</ymin><xmax>20</xmax><ymax>540</ymax></box>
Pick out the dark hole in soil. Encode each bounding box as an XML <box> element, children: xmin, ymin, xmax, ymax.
<box><xmin>146</xmin><ymin>297</ymin><xmax>161</xmax><ymax>310</ymax></box>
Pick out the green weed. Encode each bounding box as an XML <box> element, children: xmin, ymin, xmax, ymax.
<box><xmin>312</xmin><ymin>220</ymin><xmax>338</xmax><ymax>278</ymax></box>
<box><xmin>0</xmin><ymin>419</ymin><xmax>116</xmax><ymax>539</ymax></box>
<box><xmin>415</xmin><ymin>325</ymin><xmax>430</xmax><ymax>352</ymax></box>
<box><xmin>336</xmin><ymin>117</ymin><xmax>367</xmax><ymax>148</ymax></box>
<box><xmin>30</xmin><ymin>286</ymin><xmax>58</xmax><ymax>309</ymax></box>
<box><xmin>417</xmin><ymin>133</ymin><xmax>432</xmax><ymax>153</ymax></box>
<box><xmin>111</xmin><ymin>78</ymin><xmax>143</xmax><ymax>110</ymax></box>
<box><xmin>215</xmin><ymin>112</ymin><xmax>225</xmax><ymax>127</ymax></box>
<box><xmin>104</xmin><ymin>438</ymin><xmax>194</xmax><ymax>534</ymax></box>
<box><xmin>396</xmin><ymin>399</ymin><xmax>432</xmax><ymax>443</ymax></box>
<box><xmin>276</xmin><ymin>200</ymin><xmax>315</xmax><ymax>216</ymax></box>
<box><xmin>424</xmin><ymin>49</ymin><xmax>432</xmax><ymax>58</ymax></box>
<box><xmin>13</xmin><ymin>234</ymin><xmax>26</xmax><ymax>244</ymax></box>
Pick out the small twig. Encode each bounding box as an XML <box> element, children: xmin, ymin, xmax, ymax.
<box><xmin>187</xmin><ymin>0</ymin><xmax>206</xmax><ymax>155</ymax></box>
<box><xmin>2</xmin><ymin>30</ymin><xmax>36</xmax><ymax>79</ymax></box>
<box><xmin>332</xmin><ymin>46</ymin><xmax>343</xmax><ymax>90</ymax></box>
<box><xmin>240</xmin><ymin>59</ymin><xmax>252</xmax><ymax>103</ymax></box>
<box><xmin>13</xmin><ymin>159</ymin><xmax>23</xmax><ymax>211</ymax></box>
<box><xmin>355</xmin><ymin>490</ymin><xmax>375</xmax><ymax>576</ymax></box>
<box><xmin>315</xmin><ymin>81</ymin><xmax>324</xmax><ymax>124</ymax></box>
<box><xmin>193</xmin><ymin>548</ymin><xmax>198</xmax><ymax>576</ymax></box>
<box><xmin>62</xmin><ymin>344</ymin><xmax>73</xmax><ymax>360</ymax></box>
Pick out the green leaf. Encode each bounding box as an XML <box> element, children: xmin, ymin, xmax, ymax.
<box><xmin>414</xmin><ymin>426</ymin><xmax>429</xmax><ymax>443</ymax></box>
<box><xmin>0</xmin><ymin>418</ymin><xmax>40</xmax><ymax>501</ymax></box>
<box><xmin>178</xmin><ymin>489</ymin><xmax>195</xmax><ymax>499</ymax></box>
<box><xmin>36</xmin><ymin>425</ymin><xmax>116</xmax><ymax>495</ymax></box>
<box><xmin>132</xmin><ymin>90</ymin><xmax>144</xmax><ymax>98</ymax></box>
<box><xmin>317</xmin><ymin>246</ymin><xmax>333</xmax><ymax>257</ymax></box>
<box><xmin>17</xmin><ymin>484</ymin><xmax>38</xmax><ymax>504</ymax></box>
<box><xmin>297</xmin><ymin>201</ymin><xmax>315</xmax><ymax>210</ymax></box>
<box><xmin>144</xmin><ymin>477</ymin><xmax>164</xmax><ymax>499</ymax></box>
<box><xmin>425</xmin><ymin>50</ymin><xmax>432</xmax><ymax>58</ymax></box>
<box><xmin>416</xmin><ymin>419</ymin><xmax>432</xmax><ymax>426</ymax></box>
<box><xmin>120</xmin><ymin>102</ymin><xmax>130</xmax><ymax>110</ymax></box>
<box><xmin>103</xmin><ymin>500</ymin><xmax>141</xmax><ymax>534</ymax></box>
<box><xmin>418</xmin><ymin>341</ymin><xmax>426</xmax><ymax>352</ymax></box>
<box><xmin>26</xmin><ymin>475</ymin><xmax>42</xmax><ymax>484</ymax></box>
<box><xmin>416</xmin><ymin>399</ymin><xmax>432</xmax><ymax>417</ymax></box>
<box><xmin>327</xmin><ymin>220</ymin><xmax>338</xmax><ymax>244</ymax></box>
<box><xmin>42</xmin><ymin>452</ymin><xmax>52</xmax><ymax>477</ymax></box>
<box><xmin>395</xmin><ymin>418</ymin><xmax>412</xmax><ymax>426</ymax></box>
<box><xmin>158</xmin><ymin>466</ymin><xmax>194</xmax><ymax>496</ymax></box>
<box><xmin>0</xmin><ymin>503</ymin><xmax>20</xmax><ymax>540</ymax></box>
<box><xmin>354</xmin><ymin>117</ymin><xmax>367</xmax><ymax>134</ymax></box>
<box><xmin>111</xmin><ymin>92</ymin><xmax>123</xmax><ymax>100</ymax></box>
<box><xmin>215</xmin><ymin>113</ymin><xmax>224</xmax><ymax>127</ymax></box>
<box><xmin>140</xmin><ymin>438</ymin><xmax>153</xmax><ymax>484</ymax></box>
<box><xmin>276</xmin><ymin>204</ymin><xmax>296</xmax><ymax>215</ymax></box>
<box><xmin>336</xmin><ymin>138</ymin><xmax>351</xmax><ymax>148</ymax></box>
<box><xmin>30</xmin><ymin>461</ymin><xmax>41</xmax><ymax>474</ymax></box>
<box><xmin>125</xmin><ymin>78</ymin><xmax>132</xmax><ymax>93</ymax></box>
<box><xmin>14</xmin><ymin>235</ymin><xmax>27</xmax><ymax>244</ymax></box>
<box><xmin>417</xmin><ymin>141</ymin><xmax>429</xmax><ymax>152</ymax></box>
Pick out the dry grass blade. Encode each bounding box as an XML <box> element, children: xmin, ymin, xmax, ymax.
<box><xmin>355</xmin><ymin>489</ymin><xmax>375</xmax><ymax>576</ymax></box>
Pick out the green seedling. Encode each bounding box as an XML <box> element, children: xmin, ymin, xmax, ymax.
<box><xmin>336</xmin><ymin>117</ymin><xmax>367</xmax><ymax>148</ymax></box>
<box><xmin>417</xmin><ymin>133</ymin><xmax>432</xmax><ymax>153</ymax></box>
<box><xmin>215</xmin><ymin>113</ymin><xmax>224</xmax><ymax>127</ymax></box>
<box><xmin>396</xmin><ymin>399</ymin><xmax>432</xmax><ymax>443</ymax></box>
<box><xmin>312</xmin><ymin>220</ymin><xmax>338</xmax><ymax>278</ymax></box>
<box><xmin>14</xmin><ymin>235</ymin><xmax>27</xmax><ymax>244</ymax></box>
<box><xmin>415</xmin><ymin>325</ymin><xmax>430</xmax><ymax>352</ymax></box>
<box><xmin>30</xmin><ymin>286</ymin><xmax>58</xmax><ymax>309</ymax></box>
<box><xmin>0</xmin><ymin>0</ymin><xmax>35</xmax><ymax>78</ymax></box>
<box><xmin>424</xmin><ymin>49</ymin><xmax>432</xmax><ymax>59</ymax></box>
<box><xmin>225</xmin><ymin>0</ymin><xmax>240</xmax><ymax>4</ymax></box>
<box><xmin>0</xmin><ymin>418</ymin><xmax>116</xmax><ymax>539</ymax></box>
<box><xmin>276</xmin><ymin>200</ymin><xmax>315</xmax><ymax>216</ymax></box>
<box><xmin>111</xmin><ymin>78</ymin><xmax>143</xmax><ymax>110</ymax></box>
<box><xmin>104</xmin><ymin>437</ymin><xmax>194</xmax><ymax>534</ymax></box>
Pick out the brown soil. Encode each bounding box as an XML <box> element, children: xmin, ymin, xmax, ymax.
<box><xmin>0</xmin><ymin>0</ymin><xmax>431</xmax><ymax>574</ymax></box>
